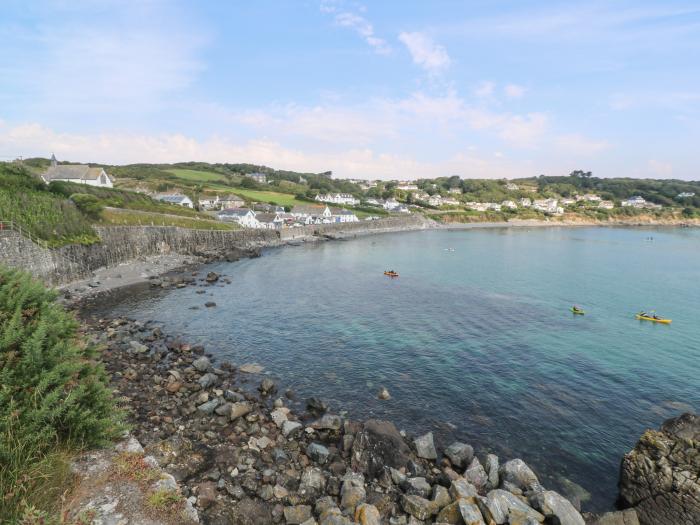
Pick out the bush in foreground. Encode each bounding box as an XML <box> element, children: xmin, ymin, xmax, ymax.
<box><xmin>0</xmin><ymin>266</ymin><xmax>123</xmax><ymax>523</ymax></box>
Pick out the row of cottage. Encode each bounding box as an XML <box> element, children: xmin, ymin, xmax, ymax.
<box><xmin>217</xmin><ymin>204</ymin><xmax>360</xmax><ymax>229</ymax></box>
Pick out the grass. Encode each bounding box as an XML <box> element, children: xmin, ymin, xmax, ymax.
<box><xmin>226</xmin><ymin>187</ymin><xmax>308</xmax><ymax>207</ymax></box>
<box><xmin>101</xmin><ymin>208</ymin><xmax>238</xmax><ymax>230</ymax></box>
<box><xmin>166</xmin><ymin>168</ymin><xmax>228</xmax><ymax>183</ymax></box>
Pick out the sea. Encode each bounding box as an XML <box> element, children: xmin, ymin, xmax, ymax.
<box><xmin>99</xmin><ymin>226</ymin><xmax>700</xmax><ymax>511</ymax></box>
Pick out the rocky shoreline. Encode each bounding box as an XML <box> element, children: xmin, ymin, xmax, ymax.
<box><xmin>69</xmin><ymin>299</ymin><xmax>665</xmax><ymax>525</ymax></box>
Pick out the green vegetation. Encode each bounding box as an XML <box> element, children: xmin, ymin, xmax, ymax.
<box><xmin>166</xmin><ymin>168</ymin><xmax>228</xmax><ymax>183</ymax></box>
<box><xmin>0</xmin><ymin>164</ymin><xmax>99</xmax><ymax>247</ymax></box>
<box><xmin>101</xmin><ymin>208</ymin><xmax>238</xmax><ymax>230</ymax></box>
<box><xmin>0</xmin><ymin>267</ymin><xmax>123</xmax><ymax>523</ymax></box>
<box><xmin>226</xmin><ymin>187</ymin><xmax>309</xmax><ymax>207</ymax></box>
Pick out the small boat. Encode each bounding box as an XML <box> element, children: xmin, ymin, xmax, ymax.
<box><xmin>636</xmin><ymin>313</ymin><xmax>671</xmax><ymax>324</ymax></box>
<box><xmin>571</xmin><ymin>307</ymin><xmax>585</xmax><ymax>315</ymax></box>
<box><xmin>384</xmin><ymin>270</ymin><xmax>399</xmax><ymax>278</ymax></box>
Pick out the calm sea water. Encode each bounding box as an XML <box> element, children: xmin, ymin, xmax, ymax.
<box><xmin>101</xmin><ymin>227</ymin><xmax>700</xmax><ymax>511</ymax></box>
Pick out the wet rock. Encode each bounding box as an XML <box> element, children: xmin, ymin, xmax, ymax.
<box><xmin>477</xmin><ymin>490</ymin><xmax>544</xmax><ymax>524</ymax></box>
<box><xmin>205</xmin><ymin>272</ymin><xmax>220</xmax><ymax>283</ymax></box>
<box><xmin>198</xmin><ymin>373</ymin><xmax>218</xmax><ymax>389</ymax></box>
<box><xmin>306</xmin><ymin>397</ymin><xmax>328</xmax><ymax>416</ymax></box>
<box><xmin>282</xmin><ymin>420</ymin><xmax>303</xmax><ymax>438</ymax></box>
<box><xmin>129</xmin><ymin>341</ymin><xmax>148</xmax><ymax>353</ymax></box>
<box><xmin>259</xmin><ymin>378</ymin><xmax>276</xmax><ymax>396</ymax></box>
<box><xmin>449</xmin><ymin>479</ymin><xmax>478</xmax><ymax>501</ymax></box>
<box><xmin>414</xmin><ymin>432</ymin><xmax>437</xmax><ymax>460</ymax></box>
<box><xmin>377</xmin><ymin>387</ymin><xmax>391</xmax><ymax>400</ymax></box>
<box><xmin>284</xmin><ymin>505</ymin><xmax>312</xmax><ymax>524</ymax></box>
<box><xmin>351</xmin><ymin>419</ymin><xmax>411</xmax><ymax>478</ymax></box>
<box><xmin>500</xmin><ymin>459</ymin><xmax>541</xmax><ymax>493</ymax></box>
<box><xmin>204</xmin><ymin>301</ymin><xmax>217</xmax><ymax>308</ymax></box>
<box><xmin>193</xmin><ymin>357</ymin><xmax>212</xmax><ymax>373</ymax></box>
<box><xmin>271</xmin><ymin>408</ymin><xmax>289</xmax><ymax>427</ymax></box>
<box><xmin>405</xmin><ymin>477</ymin><xmax>432</xmax><ymax>499</ymax></box>
<box><xmin>437</xmin><ymin>500</ymin><xmax>463</xmax><ymax>524</ymax></box>
<box><xmin>530</xmin><ymin>490</ymin><xmax>584</xmax><ymax>525</ymax></box>
<box><xmin>299</xmin><ymin>467</ymin><xmax>325</xmax><ymax>500</ymax></box>
<box><xmin>432</xmin><ymin>485</ymin><xmax>451</xmax><ymax>509</ymax></box>
<box><xmin>306</xmin><ymin>443</ymin><xmax>330</xmax><ymax>465</ymax></box>
<box><xmin>310</xmin><ymin>414</ymin><xmax>343</xmax><ymax>432</ymax></box>
<box><xmin>401</xmin><ymin>494</ymin><xmax>436</xmax><ymax>520</ymax></box>
<box><xmin>240</xmin><ymin>363</ymin><xmax>265</xmax><ymax>374</ymax></box>
<box><xmin>197</xmin><ymin>399</ymin><xmax>220</xmax><ymax>415</ymax></box>
<box><xmin>619</xmin><ymin>413</ymin><xmax>700</xmax><ymax>525</ymax></box>
<box><xmin>465</xmin><ymin>457</ymin><xmax>488</xmax><ymax>491</ymax></box>
<box><xmin>444</xmin><ymin>442</ymin><xmax>474</xmax><ymax>469</ymax></box>
<box><xmin>459</xmin><ymin>500</ymin><xmax>486</xmax><ymax>525</ymax></box>
<box><xmin>485</xmin><ymin>454</ymin><xmax>500</xmax><ymax>490</ymax></box>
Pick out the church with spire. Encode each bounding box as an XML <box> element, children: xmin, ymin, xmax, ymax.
<box><xmin>41</xmin><ymin>153</ymin><xmax>114</xmax><ymax>188</ymax></box>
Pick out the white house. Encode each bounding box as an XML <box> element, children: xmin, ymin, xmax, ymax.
<box><xmin>331</xmin><ymin>208</ymin><xmax>359</xmax><ymax>223</ymax></box>
<box><xmin>315</xmin><ymin>193</ymin><xmax>360</xmax><ymax>206</ymax></box>
<box><xmin>505</xmin><ymin>182</ymin><xmax>519</xmax><ymax>191</ymax></box>
<box><xmin>246</xmin><ymin>172</ymin><xmax>267</xmax><ymax>184</ymax></box>
<box><xmin>254</xmin><ymin>212</ymin><xmax>285</xmax><ymax>229</ymax></box>
<box><xmin>219</xmin><ymin>195</ymin><xmax>245</xmax><ymax>209</ymax></box>
<box><xmin>598</xmin><ymin>200</ymin><xmax>615</xmax><ymax>210</ymax></box>
<box><xmin>448</xmin><ymin>187</ymin><xmax>462</xmax><ymax>194</ymax></box>
<box><xmin>428</xmin><ymin>195</ymin><xmax>443</xmax><ymax>206</ymax></box>
<box><xmin>198</xmin><ymin>195</ymin><xmax>220</xmax><ymax>210</ymax></box>
<box><xmin>42</xmin><ymin>154</ymin><xmax>114</xmax><ymax>188</ymax></box>
<box><xmin>217</xmin><ymin>207</ymin><xmax>259</xmax><ymax>227</ymax></box>
<box><xmin>365</xmin><ymin>197</ymin><xmax>384</xmax><ymax>206</ymax></box>
<box><xmin>291</xmin><ymin>204</ymin><xmax>333</xmax><ymax>223</ymax></box>
<box><xmin>397</xmin><ymin>183</ymin><xmax>418</xmax><ymax>191</ymax></box>
<box><xmin>519</xmin><ymin>198</ymin><xmax>532</xmax><ymax>207</ymax></box>
<box><xmin>383</xmin><ymin>198</ymin><xmax>402</xmax><ymax>211</ymax></box>
<box><xmin>533</xmin><ymin>198</ymin><xmax>562</xmax><ymax>214</ymax></box>
<box><xmin>414</xmin><ymin>191</ymin><xmax>430</xmax><ymax>201</ymax></box>
<box><xmin>156</xmin><ymin>194</ymin><xmax>194</xmax><ymax>208</ymax></box>
<box><xmin>622</xmin><ymin>196</ymin><xmax>647</xmax><ymax>208</ymax></box>
<box><xmin>442</xmin><ymin>197</ymin><xmax>460</xmax><ymax>206</ymax></box>
<box><xmin>583</xmin><ymin>193</ymin><xmax>602</xmax><ymax>202</ymax></box>
<box><xmin>501</xmin><ymin>200</ymin><xmax>518</xmax><ymax>209</ymax></box>
<box><xmin>561</xmin><ymin>198</ymin><xmax>577</xmax><ymax>206</ymax></box>
<box><xmin>678</xmin><ymin>192</ymin><xmax>696</xmax><ymax>198</ymax></box>
<box><xmin>488</xmin><ymin>203</ymin><xmax>502</xmax><ymax>211</ymax></box>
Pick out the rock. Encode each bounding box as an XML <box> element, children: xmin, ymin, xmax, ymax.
<box><xmin>432</xmin><ymin>485</ymin><xmax>451</xmax><ymax>509</ymax></box>
<box><xmin>530</xmin><ymin>490</ymin><xmax>584</xmax><ymax>525</ymax></box>
<box><xmin>401</xmin><ymin>494</ymin><xmax>436</xmax><ymax>520</ymax></box>
<box><xmin>355</xmin><ymin>503</ymin><xmax>381</xmax><ymax>525</ymax></box>
<box><xmin>459</xmin><ymin>500</ymin><xmax>486</xmax><ymax>525</ymax></box>
<box><xmin>340</xmin><ymin>472</ymin><xmax>366</xmax><ymax>513</ymax></box>
<box><xmin>306</xmin><ymin>397</ymin><xmax>328</xmax><ymax>416</ymax></box>
<box><xmin>377</xmin><ymin>387</ymin><xmax>391</xmax><ymax>400</ymax></box>
<box><xmin>310</xmin><ymin>414</ymin><xmax>342</xmax><ymax>431</ymax></box>
<box><xmin>129</xmin><ymin>341</ymin><xmax>148</xmax><ymax>353</ymax></box>
<box><xmin>351</xmin><ymin>419</ymin><xmax>412</xmax><ymax>478</ymax></box>
<box><xmin>478</xmin><ymin>490</ymin><xmax>544</xmax><ymax>524</ymax></box>
<box><xmin>197</xmin><ymin>398</ymin><xmax>219</xmax><ymax>415</ymax></box>
<box><xmin>284</xmin><ymin>505</ymin><xmax>312</xmax><ymax>524</ymax></box>
<box><xmin>229</xmin><ymin>401</ymin><xmax>253</xmax><ymax>420</ymax></box>
<box><xmin>240</xmin><ymin>363</ymin><xmax>265</xmax><ymax>374</ymax></box>
<box><xmin>259</xmin><ymin>378</ymin><xmax>277</xmax><ymax>395</ymax></box>
<box><xmin>449</xmin><ymin>479</ymin><xmax>478</xmax><ymax>501</ymax></box>
<box><xmin>499</xmin><ymin>459</ymin><xmax>541</xmax><ymax>493</ymax></box>
<box><xmin>414</xmin><ymin>432</ymin><xmax>437</xmax><ymax>460</ymax></box>
<box><xmin>306</xmin><ymin>443</ymin><xmax>330</xmax><ymax>465</ymax></box>
<box><xmin>485</xmin><ymin>454</ymin><xmax>500</xmax><ymax>490</ymax></box>
<box><xmin>299</xmin><ymin>467</ymin><xmax>326</xmax><ymax>500</ymax></box>
<box><xmin>389</xmin><ymin>467</ymin><xmax>406</xmax><ymax>485</ymax></box>
<box><xmin>214</xmin><ymin>402</ymin><xmax>232</xmax><ymax>416</ymax></box>
<box><xmin>465</xmin><ymin>457</ymin><xmax>488</xmax><ymax>491</ymax></box>
<box><xmin>197</xmin><ymin>481</ymin><xmax>218</xmax><ymax>509</ymax></box>
<box><xmin>619</xmin><ymin>413</ymin><xmax>700</xmax><ymax>525</ymax></box>
<box><xmin>586</xmin><ymin>509</ymin><xmax>640</xmax><ymax>525</ymax></box>
<box><xmin>405</xmin><ymin>477</ymin><xmax>432</xmax><ymax>498</ymax></box>
<box><xmin>282</xmin><ymin>420</ymin><xmax>303</xmax><ymax>437</ymax></box>
<box><xmin>115</xmin><ymin>436</ymin><xmax>144</xmax><ymax>454</ymax></box>
<box><xmin>165</xmin><ymin>381</ymin><xmax>182</xmax><ymax>393</ymax></box>
<box><xmin>271</xmin><ymin>408</ymin><xmax>289</xmax><ymax>427</ymax></box>
<box><xmin>198</xmin><ymin>373</ymin><xmax>217</xmax><ymax>389</ymax></box>
<box><xmin>444</xmin><ymin>442</ymin><xmax>474</xmax><ymax>469</ymax></box>
<box><xmin>437</xmin><ymin>501</ymin><xmax>463</xmax><ymax>524</ymax></box>
<box><xmin>205</xmin><ymin>271</ymin><xmax>219</xmax><ymax>282</ymax></box>
<box><xmin>204</xmin><ymin>301</ymin><xmax>216</xmax><ymax>308</ymax></box>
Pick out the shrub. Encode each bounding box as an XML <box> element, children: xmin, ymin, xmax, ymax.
<box><xmin>69</xmin><ymin>194</ymin><xmax>104</xmax><ymax>219</ymax></box>
<box><xmin>0</xmin><ymin>267</ymin><xmax>123</xmax><ymax>522</ymax></box>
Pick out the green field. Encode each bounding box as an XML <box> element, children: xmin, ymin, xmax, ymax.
<box><xmin>228</xmin><ymin>187</ymin><xmax>309</xmax><ymax>207</ymax></box>
<box><xmin>166</xmin><ymin>168</ymin><xmax>228</xmax><ymax>183</ymax></box>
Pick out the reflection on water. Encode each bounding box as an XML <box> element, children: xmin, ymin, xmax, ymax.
<box><xmin>93</xmin><ymin>227</ymin><xmax>700</xmax><ymax>512</ymax></box>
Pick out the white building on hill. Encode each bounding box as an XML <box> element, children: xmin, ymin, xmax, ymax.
<box><xmin>315</xmin><ymin>193</ymin><xmax>360</xmax><ymax>206</ymax></box>
<box><xmin>156</xmin><ymin>194</ymin><xmax>194</xmax><ymax>208</ymax></box>
<box><xmin>41</xmin><ymin>154</ymin><xmax>114</xmax><ymax>188</ymax></box>
<box><xmin>217</xmin><ymin>208</ymin><xmax>259</xmax><ymax>227</ymax></box>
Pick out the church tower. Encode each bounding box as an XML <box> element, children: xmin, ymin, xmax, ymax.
<box><xmin>50</xmin><ymin>153</ymin><xmax>57</xmax><ymax>168</ymax></box>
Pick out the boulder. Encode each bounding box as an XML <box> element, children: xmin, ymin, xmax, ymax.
<box><xmin>449</xmin><ymin>479</ymin><xmax>478</xmax><ymax>501</ymax></box>
<box><xmin>198</xmin><ymin>373</ymin><xmax>218</xmax><ymax>389</ymax></box>
<box><xmin>401</xmin><ymin>494</ymin><xmax>436</xmax><ymax>520</ymax></box>
<box><xmin>586</xmin><ymin>509</ymin><xmax>639</xmax><ymax>525</ymax></box>
<box><xmin>310</xmin><ymin>414</ymin><xmax>343</xmax><ymax>432</ymax></box>
<box><xmin>414</xmin><ymin>431</ymin><xmax>437</xmax><ymax>460</ymax></box>
<box><xmin>306</xmin><ymin>397</ymin><xmax>328</xmax><ymax>415</ymax></box>
<box><xmin>282</xmin><ymin>420</ymin><xmax>303</xmax><ymax>438</ymax></box>
<box><xmin>485</xmin><ymin>454</ymin><xmax>499</xmax><ymax>489</ymax></box>
<box><xmin>229</xmin><ymin>401</ymin><xmax>253</xmax><ymax>420</ymax></box>
<box><xmin>465</xmin><ymin>457</ymin><xmax>488</xmax><ymax>491</ymax></box>
<box><xmin>284</xmin><ymin>505</ymin><xmax>312</xmax><ymax>524</ymax></box>
<box><xmin>444</xmin><ymin>442</ymin><xmax>474</xmax><ymax>469</ymax></box>
<box><xmin>478</xmin><ymin>490</ymin><xmax>544</xmax><ymax>524</ymax></box>
<box><xmin>459</xmin><ymin>500</ymin><xmax>486</xmax><ymax>525</ymax></box>
<box><xmin>355</xmin><ymin>503</ymin><xmax>381</xmax><ymax>525</ymax></box>
<box><xmin>405</xmin><ymin>477</ymin><xmax>432</xmax><ymax>498</ymax></box>
<box><xmin>500</xmin><ymin>459</ymin><xmax>541</xmax><ymax>493</ymax></box>
<box><xmin>340</xmin><ymin>472</ymin><xmax>366</xmax><ymax>514</ymax></box>
<box><xmin>437</xmin><ymin>501</ymin><xmax>464</xmax><ymax>524</ymax></box>
<box><xmin>351</xmin><ymin>419</ymin><xmax>411</xmax><ymax>478</ymax></box>
<box><xmin>306</xmin><ymin>443</ymin><xmax>330</xmax><ymax>465</ymax></box>
<box><xmin>529</xmin><ymin>490</ymin><xmax>584</xmax><ymax>525</ymax></box>
<box><xmin>259</xmin><ymin>378</ymin><xmax>277</xmax><ymax>396</ymax></box>
<box><xmin>205</xmin><ymin>271</ymin><xmax>219</xmax><ymax>282</ymax></box>
<box><xmin>619</xmin><ymin>413</ymin><xmax>700</xmax><ymax>525</ymax></box>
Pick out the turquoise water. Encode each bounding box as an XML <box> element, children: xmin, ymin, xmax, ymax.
<box><xmin>103</xmin><ymin>227</ymin><xmax>700</xmax><ymax>511</ymax></box>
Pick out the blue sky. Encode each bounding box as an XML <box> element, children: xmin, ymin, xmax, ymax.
<box><xmin>1</xmin><ymin>0</ymin><xmax>699</xmax><ymax>180</ymax></box>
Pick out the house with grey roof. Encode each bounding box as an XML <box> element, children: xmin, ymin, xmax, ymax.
<box><xmin>41</xmin><ymin>154</ymin><xmax>114</xmax><ymax>188</ymax></box>
<box><xmin>217</xmin><ymin>207</ymin><xmax>259</xmax><ymax>228</ymax></box>
<box><xmin>155</xmin><ymin>194</ymin><xmax>194</xmax><ymax>208</ymax></box>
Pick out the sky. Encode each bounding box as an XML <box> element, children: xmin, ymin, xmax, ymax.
<box><xmin>1</xmin><ymin>1</ymin><xmax>699</xmax><ymax>180</ymax></box>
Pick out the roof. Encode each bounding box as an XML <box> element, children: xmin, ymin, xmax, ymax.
<box><xmin>330</xmin><ymin>208</ymin><xmax>355</xmax><ymax>215</ymax></box>
<box><xmin>218</xmin><ymin>207</ymin><xmax>253</xmax><ymax>217</ymax></box>
<box><xmin>43</xmin><ymin>164</ymin><xmax>110</xmax><ymax>182</ymax></box>
<box><xmin>292</xmin><ymin>205</ymin><xmax>329</xmax><ymax>215</ymax></box>
<box><xmin>254</xmin><ymin>212</ymin><xmax>279</xmax><ymax>223</ymax></box>
<box><xmin>157</xmin><ymin>194</ymin><xmax>191</xmax><ymax>204</ymax></box>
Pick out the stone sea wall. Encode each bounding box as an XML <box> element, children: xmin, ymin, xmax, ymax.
<box><xmin>0</xmin><ymin>216</ymin><xmax>430</xmax><ymax>285</ymax></box>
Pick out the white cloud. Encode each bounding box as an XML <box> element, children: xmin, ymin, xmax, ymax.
<box><xmin>475</xmin><ymin>81</ymin><xmax>495</xmax><ymax>98</ymax></box>
<box><xmin>504</xmin><ymin>84</ymin><xmax>526</xmax><ymax>99</ymax></box>
<box><xmin>398</xmin><ymin>32</ymin><xmax>451</xmax><ymax>73</ymax></box>
<box><xmin>322</xmin><ymin>3</ymin><xmax>390</xmax><ymax>55</ymax></box>
<box><xmin>497</xmin><ymin>113</ymin><xmax>548</xmax><ymax>147</ymax></box>
<box><xmin>555</xmin><ymin>134</ymin><xmax>610</xmax><ymax>155</ymax></box>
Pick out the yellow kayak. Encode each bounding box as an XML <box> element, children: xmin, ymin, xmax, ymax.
<box><xmin>636</xmin><ymin>314</ymin><xmax>671</xmax><ymax>324</ymax></box>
